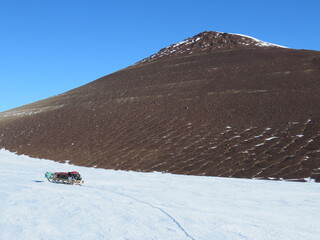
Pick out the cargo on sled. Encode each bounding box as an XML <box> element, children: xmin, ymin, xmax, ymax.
<box><xmin>45</xmin><ymin>171</ymin><xmax>84</xmax><ymax>185</ymax></box>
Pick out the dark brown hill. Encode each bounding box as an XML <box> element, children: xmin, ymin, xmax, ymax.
<box><xmin>1</xmin><ymin>31</ymin><xmax>320</xmax><ymax>181</ymax></box>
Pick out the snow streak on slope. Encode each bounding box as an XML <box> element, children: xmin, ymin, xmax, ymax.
<box><xmin>0</xmin><ymin>149</ymin><xmax>319</xmax><ymax>240</ymax></box>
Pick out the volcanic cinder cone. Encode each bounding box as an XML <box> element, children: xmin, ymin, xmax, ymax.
<box><xmin>1</xmin><ymin>31</ymin><xmax>320</xmax><ymax>181</ymax></box>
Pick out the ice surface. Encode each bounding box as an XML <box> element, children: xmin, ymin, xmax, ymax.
<box><xmin>0</xmin><ymin>149</ymin><xmax>319</xmax><ymax>240</ymax></box>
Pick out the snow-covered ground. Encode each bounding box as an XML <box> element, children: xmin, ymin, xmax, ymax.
<box><xmin>0</xmin><ymin>149</ymin><xmax>319</xmax><ymax>240</ymax></box>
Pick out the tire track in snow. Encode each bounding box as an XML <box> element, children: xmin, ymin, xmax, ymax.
<box><xmin>85</xmin><ymin>186</ymin><xmax>195</xmax><ymax>240</ymax></box>
<box><xmin>108</xmin><ymin>189</ymin><xmax>196</xmax><ymax>240</ymax></box>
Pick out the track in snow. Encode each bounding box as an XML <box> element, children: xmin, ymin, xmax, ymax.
<box><xmin>93</xmin><ymin>186</ymin><xmax>196</xmax><ymax>240</ymax></box>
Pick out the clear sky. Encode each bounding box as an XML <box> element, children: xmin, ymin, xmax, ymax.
<box><xmin>1</xmin><ymin>0</ymin><xmax>319</xmax><ymax>112</ymax></box>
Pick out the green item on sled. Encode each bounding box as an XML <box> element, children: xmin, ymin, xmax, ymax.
<box><xmin>45</xmin><ymin>172</ymin><xmax>53</xmax><ymax>179</ymax></box>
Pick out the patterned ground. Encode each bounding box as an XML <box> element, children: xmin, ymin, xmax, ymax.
<box><xmin>1</xmin><ymin>33</ymin><xmax>320</xmax><ymax>181</ymax></box>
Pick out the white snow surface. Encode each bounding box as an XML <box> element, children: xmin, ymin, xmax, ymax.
<box><xmin>0</xmin><ymin>149</ymin><xmax>319</xmax><ymax>240</ymax></box>
<box><xmin>230</xmin><ymin>33</ymin><xmax>287</xmax><ymax>48</ymax></box>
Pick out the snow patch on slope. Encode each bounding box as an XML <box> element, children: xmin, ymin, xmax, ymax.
<box><xmin>0</xmin><ymin>105</ymin><xmax>64</xmax><ymax>119</ymax></box>
<box><xmin>231</xmin><ymin>33</ymin><xmax>287</xmax><ymax>48</ymax></box>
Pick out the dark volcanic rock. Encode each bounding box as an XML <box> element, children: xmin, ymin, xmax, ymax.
<box><xmin>1</xmin><ymin>31</ymin><xmax>320</xmax><ymax>181</ymax></box>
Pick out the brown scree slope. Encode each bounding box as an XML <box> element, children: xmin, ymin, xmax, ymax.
<box><xmin>1</xmin><ymin>31</ymin><xmax>320</xmax><ymax>181</ymax></box>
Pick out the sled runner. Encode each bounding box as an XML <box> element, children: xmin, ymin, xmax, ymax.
<box><xmin>45</xmin><ymin>171</ymin><xmax>84</xmax><ymax>185</ymax></box>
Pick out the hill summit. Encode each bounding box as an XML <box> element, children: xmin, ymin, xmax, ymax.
<box><xmin>1</xmin><ymin>31</ymin><xmax>320</xmax><ymax>182</ymax></box>
<box><xmin>137</xmin><ymin>31</ymin><xmax>285</xmax><ymax>64</ymax></box>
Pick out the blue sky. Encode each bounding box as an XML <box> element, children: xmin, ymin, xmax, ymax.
<box><xmin>0</xmin><ymin>0</ymin><xmax>319</xmax><ymax>112</ymax></box>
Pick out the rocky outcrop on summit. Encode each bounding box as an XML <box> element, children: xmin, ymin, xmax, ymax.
<box><xmin>137</xmin><ymin>31</ymin><xmax>285</xmax><ymax>64</ymax></box>
<box><xmin>1</xmin><ymin>31</ymin><xmax>320</xmax><ymax>182</ymax></box>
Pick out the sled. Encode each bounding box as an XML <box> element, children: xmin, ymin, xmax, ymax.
<box><xmin>45</xmin><ymin>171</ymin><xmax>84</xmax><ymax>185</ymax></box>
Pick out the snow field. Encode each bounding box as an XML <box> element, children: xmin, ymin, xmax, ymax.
<box><xmin>0</xmin><ymin>149</ymin><xmax>319</xmax><ymax>240</ymax></box>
